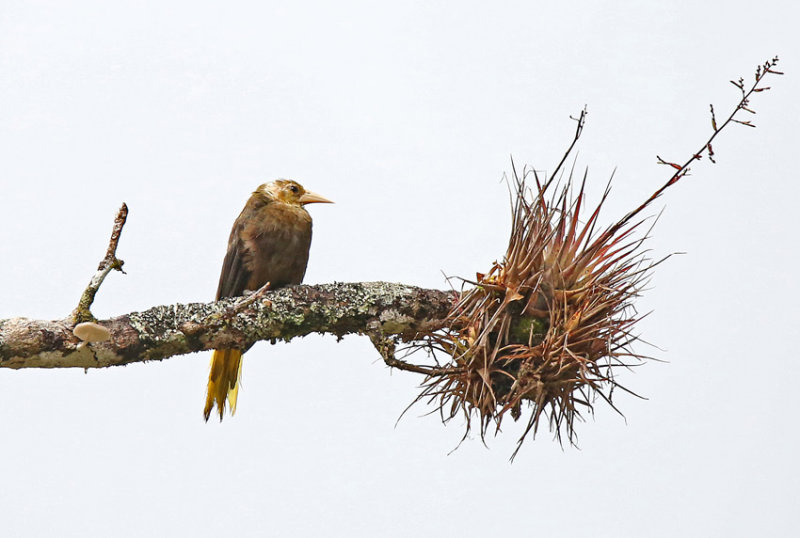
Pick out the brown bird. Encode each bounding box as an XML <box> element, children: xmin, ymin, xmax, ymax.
<box><xmin>204</xmin><ymin>179</ymin><xmax>333</xmax><ymax>421</ymax></box>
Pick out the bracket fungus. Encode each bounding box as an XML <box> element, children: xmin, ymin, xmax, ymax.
<box><xmin>73</xmin><ymin>322</ymin><xmax>111</xmax><ymax>349</ymax></box>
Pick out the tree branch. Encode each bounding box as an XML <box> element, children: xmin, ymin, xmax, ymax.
<box><xmin>0</xmin><ymin>283</ymin><xmax>455</xmax><ymax>369</ymax></box>
<box><xmin>71</xmin><ymin>202</ymin><xmax>129</xmax><ymax>324</ymax></box>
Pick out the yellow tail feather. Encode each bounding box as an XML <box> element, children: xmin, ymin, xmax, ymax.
<box><xmin>204</xmin><ymin>349</ymin><xmax>244</xmax><ymax>421</ymax></box>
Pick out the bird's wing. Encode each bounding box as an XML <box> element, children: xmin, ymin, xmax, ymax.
<box><xmin>216</xmin><ymin>201</ymin><xmax>313</xmax><ymax>299</ymax></box>
<box><xmin>216</xmin><ymin>219</ymin><xmax>252</xmax><ymax>300</ymax></box>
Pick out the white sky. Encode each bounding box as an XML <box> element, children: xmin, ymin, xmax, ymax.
<box><xmin>1</xmin><ymin>1</ymin><xmax>797</xmax><ymax>536</ymax></box>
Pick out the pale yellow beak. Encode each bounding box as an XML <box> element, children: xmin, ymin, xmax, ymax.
<box><xmin>299</xmin><ymin>190</ymin><xmax>334</xmax><ymax>205</ymax></box>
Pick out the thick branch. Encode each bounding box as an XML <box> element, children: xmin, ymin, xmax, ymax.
<box><xmin>0</xmin><ymin>282</ymin><xmax>456</xmax><ymax>369</ymax></box>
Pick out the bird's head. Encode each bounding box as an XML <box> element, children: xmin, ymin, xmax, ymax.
<box><xmin>258</xmin><ymin>179</ymin><xmax>333</xmax><ymax>206</ymax></box>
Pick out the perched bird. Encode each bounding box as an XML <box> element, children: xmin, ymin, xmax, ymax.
<box><xmin>204</xmin><ymin>179</ymin><xmax>332</xmax><ymax>421</ymax></box>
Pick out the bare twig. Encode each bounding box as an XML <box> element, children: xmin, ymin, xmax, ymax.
<box><xmin>368</xmin><ymin>329</ymin><xmax>455</xmax><ymax>376</ymax></box>
<box><xmin>71</xmin><ymin>203</ymin><xmax>129</xmax><ymax>324</ymax></box>
<box><xmin>221</xmin><ymin>281</ymin><xmax>273</xmax><ymax>320</ymax></box>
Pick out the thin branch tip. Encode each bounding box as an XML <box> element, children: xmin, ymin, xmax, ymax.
<box><xmin>71</xmin><ymin>202</ymin><xmax>130</xmax><ymax>324</ymax></box>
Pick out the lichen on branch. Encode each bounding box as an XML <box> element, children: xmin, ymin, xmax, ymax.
<box><xmin>0</xmin><ymin>282</ymin><xmax>455</xmax><ymax>369</ymax></box>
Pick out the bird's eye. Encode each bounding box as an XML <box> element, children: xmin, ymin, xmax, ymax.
<box><xmin>289</xmin><ymin>185</ymin><xmax>299</xmax><ymax>193</ymax></box>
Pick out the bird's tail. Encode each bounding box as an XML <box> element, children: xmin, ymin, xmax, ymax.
<box><xmin>204</xmin><ymin>349</ymin><xmax>244</xmax><ymax>421</ymax></box>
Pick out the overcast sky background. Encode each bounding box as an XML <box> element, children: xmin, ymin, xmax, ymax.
<box><xmin>1</xmin><ymin>1</ymin><xmax>797</xmax><ymax>536</ymax></box>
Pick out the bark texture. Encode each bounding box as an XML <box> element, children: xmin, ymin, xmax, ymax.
<box><xmin>0</xmin><ymin>282</ymin><xmax>455</xmax><ymax>369</ymax></box>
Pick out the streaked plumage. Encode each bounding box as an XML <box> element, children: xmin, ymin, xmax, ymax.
<box><xmin>204</xmin><ymin>179</ymin><xmax>332</xmax><ymax>421</ymax></box>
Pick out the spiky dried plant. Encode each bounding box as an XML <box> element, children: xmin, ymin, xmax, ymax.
<box><xmin>399</xmin><ymin>57</ymin><xmax>781</xmax><ymax>458</ymax></box>
<box><xmin>414</xmin><ymin>140</ymin><xmax>657</xmax><ymax>456</ymax></box>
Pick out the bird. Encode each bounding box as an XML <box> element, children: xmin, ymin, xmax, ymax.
<box><xmin>204</xmin><ymin>179</ymin><xmax>333</xmax><ymax>421</ymax></box>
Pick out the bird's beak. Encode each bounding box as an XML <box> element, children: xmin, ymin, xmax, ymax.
<box><xmin>299</xmin><ymin>190</ymin><xmax>334</xmax><ymax>205</ymax></box>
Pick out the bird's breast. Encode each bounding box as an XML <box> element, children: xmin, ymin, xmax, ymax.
<box><xmin>241</xmin><ymin>203</ymin><xmax>313</xmax><ymax>289</ymax></box>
